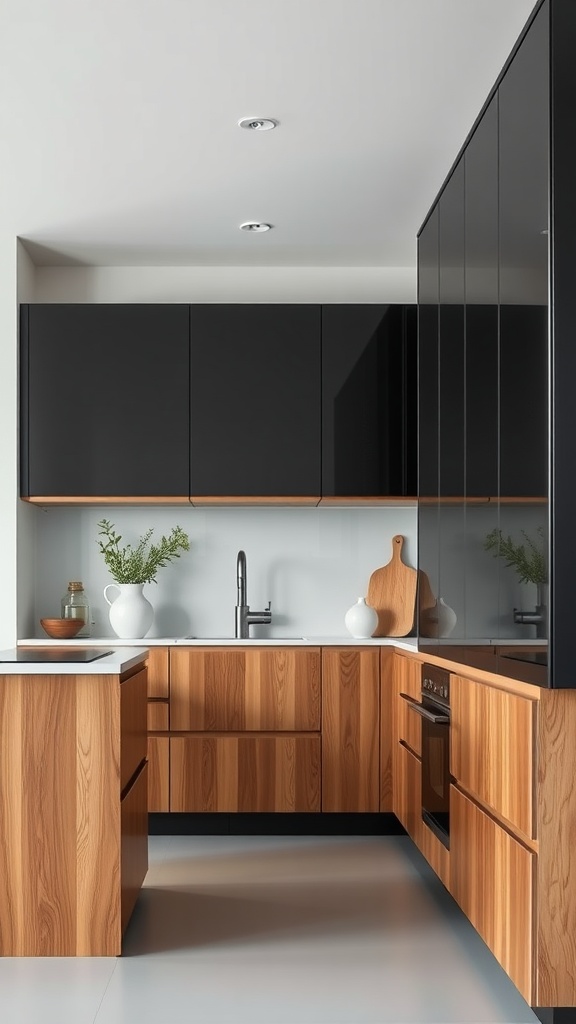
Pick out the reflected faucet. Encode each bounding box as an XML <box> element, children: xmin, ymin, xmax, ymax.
<box><xmin>235</xmin><ymin>550</ymin><xmax>272</xmax><ymax>639</ymax></box>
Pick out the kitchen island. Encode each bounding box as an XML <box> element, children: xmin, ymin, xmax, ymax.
<box><xmin>0</xmin><ymin>647</ymin><xmax>148</xmax><ymax>956</ymax></box>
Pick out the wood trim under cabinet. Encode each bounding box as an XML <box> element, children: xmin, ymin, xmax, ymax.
<box><xmin>190</xmin><ymin>496</ymin><xmax>321</xmax><ymax>506</ymax></box>
<box><xmin>21</xmin><ymin>496</ymin><xmax>191</xmax><ymax>505</ymax></box>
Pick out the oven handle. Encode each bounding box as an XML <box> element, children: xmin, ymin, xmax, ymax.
<box><xmin>399</xmin><ymin>692</ymin><xmax>450</xmax><ymax>725</ymax></box>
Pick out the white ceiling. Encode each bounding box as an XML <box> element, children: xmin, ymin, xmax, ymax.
<box><xmin>1</xmin><ymin>0</ymin><xmax>537</xmax><ymax>268</ymax></box>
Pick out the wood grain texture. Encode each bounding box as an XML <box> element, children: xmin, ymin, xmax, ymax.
<box><xmin>0</xmin><ymin>668</ymin><xmax>148</xmax><ymax>956</ymax></box>
<box><xmin>120</xmin><ymin>669</ymin><xmax>148</xmax><ymax>792</ymax></box>
<box><xmin>451</xmin><ymin>785</ymin><xmax>535</xmax><ymax>1003</ymax></box>
<box><xmin>148</xmin><ymin>736</ymin><xmax>170</xmax><ymax>812</ymax></box>
<box><xmin>393</xmin><ymin>740</ymin><xmax>421</xmax><ymax>843</ymax></box>
<box><xmin>321</xmin><ymin>648</ymin><xmax>379</xmax><ymax>812</ymax></box>
<box><xmin>318</xmin><ymin>497</ymin><xmax>417</xmax><ymax>507</ymax></box>
<box><xmin>419</xmin><ymin>818</ymin><xmax>450</xmax><ymax>890</ymax></box>
<box><xmin>147</xmin><ymin>647</ymin><xmax>169</xmax><ymax>698</ymax></box>
<box><xmin>170</xmin><ymin>735</ymin><xmax>320</xmax><ymax>812</ymax></box>
<box><xmin>535</xmin><ymin>687</ymin><xmax>576</xmax><ymax>1006</ymax></box>
<box><xmin>451</xmin><ymin>675</ymin><xmax>537</xmax><ymax>839</ymax></box>
<box><xmin>367</xmin><ymin>535</ymin><xmax>417</xmax><ymax>637</ymax></box>
<box><xmin>170</xmin><ymin>648</ymin><xmax>321</xmax><ymax>732</ymax></box>
<box><xmin>23</xmin><ymin>496</ymin><xmax>192</xmax><ymax>505</ymax></box>
<box><xmin>392</xmin><ymin>651</ymin><xmax>421</xmax><ymax>756</ymax></box>
<box><xmin>120</xmin><ymin>763</ymin><xmax>149</xmax><ymax>934</ymax></box>
<box><xmin>147</xmin><ymin>700</ymin><xmax>169</xmax><ymax>731</ymax></box>
<box><xmin>379</xmin><ymin>648</ymin><xmax>394</xmax><ymax>811</ymax></box>
<box><xmin>391</xmin><ymin>647</ymin><xmax>543</xmax><ymax>700</ymax></box>
<box><xmin>190</xmin><ymin>496</ymin><xmax>321</xmax><ymax>506</ymax></box>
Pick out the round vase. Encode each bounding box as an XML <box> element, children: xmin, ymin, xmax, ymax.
<box><xmin>430</xmin><ymin>597</ymin><xmax>457</xmax><ymax>638</ymax></box>
<box><xmin>344</xmin><ymin>597</ymin><xmax>378</xmax><ymax>639</ymax></box>
<box><xmin>103</xmin><ymin>583</ymin><xmax>154</xmax><ymax>639</ymax></box>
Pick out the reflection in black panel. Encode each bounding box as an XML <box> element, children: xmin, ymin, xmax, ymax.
<box><xmin>322</xmin><ymin>305</ymin><xmax>416</xmax><ymax>497</ymax></box>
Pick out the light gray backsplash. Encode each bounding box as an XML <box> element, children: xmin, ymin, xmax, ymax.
<box><xmin>27</xmin><ymin>506</ymin><xmax>418</xmax><ymax>639</ymax></box>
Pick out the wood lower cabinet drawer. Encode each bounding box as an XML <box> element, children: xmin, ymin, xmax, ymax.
<box><xmin>170</xmin><ymin>648</ymin><xmax>321</xmax><ymax>731</ymax></box>
<box><xmin>170</xmin><ymin>735</ymin><xmax>320</xmax><ymax>812</ymax></box>
<box><xmin>148</xmin><ymin>735</ymin><xmax>170</xmax><ymax>812</ymax></box>
<box><xmin>393</xmin><ymin>740</ymin><xmax>421</xmax><ymax>842</ymax></box>
<box><xmin>451</xmin><ymin>785</ymin><xmax>535</xmax><ymax>1002</ymax></box>
<box><xmin>451</xmin><ymin>675</ymin><xmax>536</xmax><ymax>839</ymax></box>
<box><xmin>120</xmin><ymin>669</ymin><xmax>148</xmax><ymax>793</ymax></box>
<box><xmin>121</xmin><ymin>762</ymin><xmax>149</xmax><ymax>936</ymax></box>
<box><xmin>322</xmin><ymin>648</ymin><xmax>379</xmax><ymax>811</ymax></box>
<box><xmin>147</xmin><ymin>648</ymin><xmax>169</xmax><ymax>699</ymax></box>
<box><xmin>393</xmin><ymin>653</ymin><xmax>421</xmax><ymax>756</ymax></box>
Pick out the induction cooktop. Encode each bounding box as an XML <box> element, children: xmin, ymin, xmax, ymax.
<box><xmin>0</xmin><ymin>649</ymin><xmax>114</xmax><ymax>664</ymax></box>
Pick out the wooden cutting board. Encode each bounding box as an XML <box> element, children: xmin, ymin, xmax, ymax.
<box><xmin>367</xmin><ymin>535</ymin><xmax>417</xmax><ymax>637</ymax></box>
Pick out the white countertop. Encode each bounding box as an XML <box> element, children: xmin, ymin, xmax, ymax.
<box><xmin>19</xmin><ymin>635</ymin><xmax>419</xmax><ymax>651</ymax></box>
<box><xmin>0</xmin><ymin>647</ymin><xmax>148</xmax><ymax>675</ymax></box>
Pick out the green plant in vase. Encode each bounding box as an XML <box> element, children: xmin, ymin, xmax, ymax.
<box><xmin>483</xmin><ymin>526</ymin><xmax>547</xmax><ymax>586</ymax></box>
<box><xmin>97</xmin><ymin>519</ymin><xmax>190</xmax><ymax>639</ymax></box>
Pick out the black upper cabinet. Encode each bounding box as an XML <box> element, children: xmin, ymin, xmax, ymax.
<box><xmin>321</xmin><ymin>305</ymin><xmax>416</xmax><ymax>497</ymax></box>
<box><xmin>189</xmin><ymin>305</ymin><xmax>321</xmax><ymax>498</ymax></box>
<box><xmin>21</xmin><ymin>304</ymin><xmax>190</xmax><ymax>498</ymax></box>
<box><xmin>418</xmin><ymin>208</ymin><xmax>440</xmax><ymax>500</ymax></box>
<box><xmin>464</xmin><ymin>95</ymin><xmax>499</xmax><ymax>499</ymax></box>
<box><xmin>498</xmin><ymin>3</ymin><xmax>549</xmax><ymax>499</ymax></box>
<box><xmin>438</xmin><ymin>158</ymin><xmax>465</xmax><ymax>499</ymax></box>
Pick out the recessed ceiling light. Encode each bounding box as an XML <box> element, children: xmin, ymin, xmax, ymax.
<box><xmin>238</xmin><ymin>117</ymin><xmax>278</xmax><ymax>131</ymax></box>
<box><xmin>240</xmin><ymin>222</ymin><xmax>272</xmax><ymax>232</ymax></box>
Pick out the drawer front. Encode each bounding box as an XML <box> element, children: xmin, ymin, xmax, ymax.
<box><xmin>121</xmin><ymin>669</ymin><xmax>148</xmax><ymax>792</ymax></box>
<box><xmin>170</xmin><ymin>735</ymin><xmax>320</xmax><ymax>812</ymax></box>
<box><xmin>394</xmin><ymin>654</ymin><xmax>421</xmax><ymax>756</ymax></box>
<box><xmin>147</xmin><ymin>648</ymin><xmax>169</xmax><ymax>698</ymax></box>
<box><xmin>121</xmin><ymin>762</ymin><xmax>149</xmax><ymax>936</ymax></box>
<box><xmin>148</xmin><ymin>736</ymin><xmax>169</xmax><ymax>812</ymax></box>
<box><xmin>451</xmin><ymin>785</ymin><xmax>535</xmax><ymax>1002</ymax></box>
<box><xmin>451</xmin><ymin>675</ymin><xmax>536</xmax><ymax>839</ymax></box>
<box><xmin>170</xmin><ymin>648</ymin><xmax>321</xmax><ymax>731</ymax></box>
<box><xmin>147</xmin><ymin>700</ymin><xmax>169</xmax><ymax>731</ymax></box>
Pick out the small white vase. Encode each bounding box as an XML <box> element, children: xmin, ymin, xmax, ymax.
<box><xmin>429</xmin><ymin>597</ymin><xmax>457</xmax><ymax>638</ymax></box>
<box><xmin>345</xmin><ymin>597</ymin><xmax>378</xmax><ymax>639</ymax></box>
<box><xmin>103</xmin><ymin>583</ymin><xmax>154</xmax><ymax>639</ymax></box>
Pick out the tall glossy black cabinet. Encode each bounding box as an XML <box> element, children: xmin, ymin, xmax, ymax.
<box><xmin>321</xmin><ymin>305</ymin><xmax>416</xmax><ymax>498</ymax></box>
<box><xmin>20</xmin><ymin>304</ymin><xmax>190</xmax><ymax>498</ymax></box>
<box><xmin>189</xmin><ymin>305</ymin><xmax>321</xmax><ymax>499</ymax></box>
<box><xmin>417</xmin><ymin>0</ymin><xmax>576</xmax><ymax>689</ymax></box>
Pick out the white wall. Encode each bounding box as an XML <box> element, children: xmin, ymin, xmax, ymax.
<box><xmin>33</xmin><ymin>265</ymin><xmax>416</xmax><ymax>304</ymax></box>
<box><xmin>0</xmin><ymin>237</ymin><xmax>20</xmax><ymax>649</ymax></box>
<box><xmin>27</xmin><ymin>505</ymin><xmax>418</xmax><ymax>640</ymax></box>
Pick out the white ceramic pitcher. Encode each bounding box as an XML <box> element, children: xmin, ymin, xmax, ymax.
<box><xmin>103</xmin><ymin>583</ymin><xmax>154</xmax><ymax>639</ymax></box>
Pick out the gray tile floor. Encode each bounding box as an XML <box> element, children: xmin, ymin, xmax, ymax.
<box><xmin>0</xmin><ymin>835</ymin><xmax>539</xmax><ymax>1024</ymax></box>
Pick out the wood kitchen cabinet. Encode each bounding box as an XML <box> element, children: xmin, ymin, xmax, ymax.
<box><xmin>20</xmin><ymin>304</ymin><xmax>190</xmax><ymax>500</ymax></box>
<box><xmin>321</xmin><ymin>305</ymin><xmax>416</xmax><ymax>499</ymax></box>
<box><xmin>451</xmin><ymin>785</ymin><xmax>535</xmax><ymax>1002</ymax></box>
<box><xmin>189</xmin><ymin>304</ymin><xmax>321</xmax><ymax>502</ymax></box>
<box><xmin>146</xmin><ymin>647</ymin><xmax>170</xmax><ymax>812</ymax></box>
<box><xmin>0</xmin><ymin>661</ymin><xmax>148</xmax><ymax>956</ymax></box>
<box><xmin>450</xmin><ymin>674</ymin><xmax>536</xmax><ymax>840</ymax></box>
<box><xmin>322</xmin><ymin>648</ymin><xmax>379</xmax><ymax>812</ymax></box>
<box><xmin>168</xmin><ymin>647</ymin><xmax>321</xmax><ymax>813</ymax></box>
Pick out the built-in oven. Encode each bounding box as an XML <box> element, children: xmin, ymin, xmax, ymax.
<box><xmin>400</xmin><ymin>664</ymin><xmax>451</xmax><ymax>849</ymax></box>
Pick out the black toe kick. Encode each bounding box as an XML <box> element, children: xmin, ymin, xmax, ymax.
<box><xmin>148</xmin><ymin>812</ymin><xmax>406</xmax><ymax>836</ymax></box>
<box><xmin>533</xmin><ymin>1009</ymin><xmax>576</xmax><ymax>1023</ymax></box>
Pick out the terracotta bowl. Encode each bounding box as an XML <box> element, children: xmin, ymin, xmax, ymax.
<box><xmin>40</xmin><ymin>617</ymin><xmax>84</xmax><ymax>639</ymax></box>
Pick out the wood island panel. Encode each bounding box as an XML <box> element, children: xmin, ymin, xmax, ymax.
<box><xmin>120</xmin><ymin>668</ymin><xmax>148</xmax><ymax>792</ymax></box>
<box><xmin>535</xmin><ymin>687</ymin><xmax>576</xmax><ymax>1007</ymax></box>
<box><xmin>170</xmin><ymin>648</ymin><xmax>321</xmax><ymax>732</ymax></box>
<box><xmin>0</xmin><ymin>666</ymin><xmax>148</xmax><ymax>957</ymax></box>
<box><xmin>170</xmin><ymin>734</ymin><xmax>320</xmax><ymax>812</ymax></box>
<box><xmin>322</xmin><ymin>648</ymin><xmax>379</xmax><ymax>812</ymax></box>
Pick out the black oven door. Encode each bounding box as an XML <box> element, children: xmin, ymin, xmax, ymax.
<box><xmin>401</xmin><ymin>692</ymin><xmax>451</xmax><ymax>849</ymax></box>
